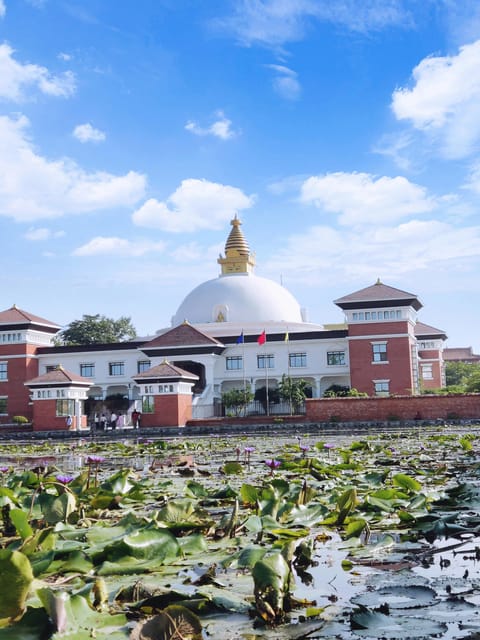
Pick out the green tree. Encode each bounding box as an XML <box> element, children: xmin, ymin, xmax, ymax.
<box><xmin>221</xmin><ymin>388</ymin><xmax>253</xmax><ymax>417</ymax></box>
<box><xmin>278</xmin><ymin>375</ymin><xmax>308</xmax><ymax>414</ymax></box>
<box><xmin>445</xmin><ymin>361</ymin><xmax>480</xmax><ymax>388</ymax></box>
<box><xmin>55</xmin><ymin>314</ymin><xmax>137</xmax><ymax>345</ymax></box>
<box><xmin>465</xmin><ymin>370</ymin><xmax>480</xmax><ymax>393</ymax></box>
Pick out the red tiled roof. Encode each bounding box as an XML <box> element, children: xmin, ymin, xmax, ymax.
<box><xmin>0</xmin><ymin>305</ymin><xmax>60</xmax><ymax>329</ymax></box>
<box><xmin>134</xmin><ymin>360</ymin><xmax>199</xmax><ymax>380</ymax></box>
<box><xmin>335</xmin><ymin>281</ymin><xmax>422</xmax><ymax>310</ymax></box>
<box><xmin>25</xmin><ymin>366</ymin><xmax>91</xmax><ymax>386</ymax></box>
<box><xmin>414</xmin><ymin>322</ymin><xmax>447</xmax><ymax>340</ymax></box>
<box><xmin>443</xmin><ymin>347</ymin><xmax>480</xmax><ymax>361</ymax></box>
<box><xmin>144</xmin><ymin>321</ymin><xmax>223</xmax><ymax>348</ymax></box>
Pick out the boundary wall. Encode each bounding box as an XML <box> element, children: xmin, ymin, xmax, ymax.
<box><xmin>305</xmin><ymin>394</ymin><xmax>480</xmax><ymax>423</ymax></box>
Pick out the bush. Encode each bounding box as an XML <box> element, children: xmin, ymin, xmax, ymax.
<box><xmin>12</xmin><ymin>415</ymin><xmax>29</xmax><ymax>424</ymax></box>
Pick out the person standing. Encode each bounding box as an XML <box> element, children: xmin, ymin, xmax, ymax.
<box><xmin>110</xmin><ymin>411</ymin><xmax>118</xmax><ymax>430</ymax></box>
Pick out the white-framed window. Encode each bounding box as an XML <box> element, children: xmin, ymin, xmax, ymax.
<box><xmin>109</xmin><ymin>362</ymin><xmax>125</xmax><ymax>376</ymax></box>
<box><xmin>0</xmin><ymin>362</ymin><xmax>7</xmax><ymax>381</ymax></box>
<box><xmin>46</xmin><ymin>365</ymin><xmax>59</xmax><ymax>373</ymax></box>
<box><xmin>142</xmin><ymin>396</ymin><xmax>154</xmax><ymax>413</ymax></box>
<box><xmin>257</xmin><ymin>354</ymin><xmax>274</xmax><ymax>369</ymax></box>
<box><xmin>0</xmin><ymin>397</ymin><xmax>7</xmax><ymax>414</ymax></box>
<box><xmin>419</xmin><ymin>341</ymin><xmax>436</xmax><ymax>350</ymax></box>
<box><xmin>137</xmin><ymin>360</ymin><xmax>151</xmax><ymax>373</ymax></box>
<box><xmin>56</xmin><ymin>399</ymin><xmax>75</xmax><ymax>417</ymax></box>
<box><xmin>421</xmin><ymin>364</ymin><xmax>433</xmax><ymax>380</ymax></box>
<box><xmin>226</xmin><ymin>356</ymin><xmax>243</xmax><ymax>370</ymax></box>
<box><xmin>289</xmin><ymin>353</ymin><xmax>306</xmax><ymax>367</ymax></box>
<box><xmin>372</xmin><ymin>342</ymin><xmax>388</xmax><ymax>363</ymax></box>
<box><xmin>158</xmin><ymin>384</ymin><xmax>174</xmax><ymax>393</ymax></box>
<box><xmin>327</xmin><ymin>351</ymin><xmax>345</xmax><ymax>366</ymax></box>
<box><xmin>374</xmin><ymin>380</ymin><xmax>389</xmax><ymax>395</ymax></box>
<box><xmin>80</xmin><ymin>363</ymin><xmax>95</xmax><ymax>377</ymax></box>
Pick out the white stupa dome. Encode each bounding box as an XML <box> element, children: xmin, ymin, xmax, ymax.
<box><xmin>172</xmin><ymin>273</ymin><xmax>303</xmax><ymax>325</ymax></box>
<box><xmin>172</xmin><ymin>216</ymin><xmax>305</xmax><ymax>327</ymax></box>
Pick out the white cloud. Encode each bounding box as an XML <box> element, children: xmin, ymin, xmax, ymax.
<box><xmin>58</xmin><ymin>52</ymin><xmax>72</xmax><ymax>61</ymax></box>
<box><xmin>132</xmin><ymin>178</ymin><xmax>254</xmax><ymax>232</ymax></box>
<box><xmin>0</xmin><ymin>1</ymin><xmax>5</xmax><ymax>18</ymax></box>
<box><xmin>24</xmin><ymin>227</ymin><xmax>65</xmax><ymax>241</ymax></box>
<box><xmin>391</xmin><ymin>40</ymin><xmax>480</xmax><ymax>158</ymax></box>
<box><xmin>73</xmin><ymin>237</ymin><xmax>165</xmax><ymax>257</ymax></box>
<box><xmin>463</xmin><ymin>161</ymin><xmax>480</xmax><ymax>195</ymax></box>
<box><xmin>0</xmin><ymin>114</ymin><xmax>146</xmax><ymax>222</ymax></box>
<box><xmin>73</xmin><ymin>123</ymin><xmax>106</xmax><ymax>143</ymax></box>
<box><xmin>265</xmin><ymin>219</ymin><xmax>480</xmax><ymax>288</ymax></box>
<box><xmin>217</xmin><ymin>0</ymin><xmax>411</xmax><ymax>50</ymax></box>
<box><xmin>267</xmin><ymin>64</ymin><xmax>301</xmax><ymax>100</ymax></box>
<box><xmin>0</xmin><ymin>43</ymin><xmax>76</xmax><ymax>101</ymax></box>
<box><xmin>300</xmin><ymin>171</ymin><xmax>435</xmax><ymax>226</ymax></box>
<box><xmin>185</xmin><ymin>111</ymin><xmax>237</xmax><ymax>140</ymax></box>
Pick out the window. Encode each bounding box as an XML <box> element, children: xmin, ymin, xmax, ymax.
<box><xmin>374</xmin><ymin>381</ymin><xmax>389</xmax><ymax>395</ymax></box>
<box><xmin>419</xmin><ymin>341</ymin><xmax>435</xmax><ymax>350</ymax></box>
<box><xmin>0</xmin><ymin>362</ymin><xmax>7</xmax><ymax>381</ymax></box>
<box><xmin>327</xmin><ymin>351</ymin><xmax>345</xmax><ymax>366</ymax></box>
<box><xmin>421</xmin><ymin>364</ymin><xmax>433</xmax><ymax>380</ymax></box>
<box><xmin>289</xmin><ymin>353</ymin><xmax>306</xmax><ymax>367</ymax></box>
<box><xmin>226</xmin><ymin>356</ymin><xmax>243</xmax><ymax>370</ymax></box>
<box><xmin>56</xmin><ymin>399</ymin><xmax>74</xmax><ymax>417</ymax></box>
<box><xmin>372</xmin><ymin>343</ymin><xmax>388</xmax><ymax>362</ymax></box>
<box><xmin>109</xmin><ymin>362</ymin><xmax>125</xmax><ymax>376</ymax></box>
<box><xmin>159</xmin><ymin>384</ymin><xmax>174</xmax><ymax>393</ymax></box>
<box><xmin>137</xmin><ymin>360</ymin><xmax>151</xmax><ymax>373</ymax></box>
<box><xmin>142</xmin><ymin>396</ymin><xmax>154</xmax><ymax>413</ymax></box>
<box><xmin>0</xmin><ymin>397</ymin><xmax>7</xmax><ymax>414</ymax></box>
<box><xmin>80</xmin><ymin>363</ymin><xmax>95</xmax><ymax>377</ymax></box>
<box><xmin>46</xmin><ymin>365</ymin><xmax>59</xmax><ymax>373</ymax></box>
<box><xmin>257</xmin><ymin>354</ymin><xmax>274</xmax><ymax>369</ymax></box>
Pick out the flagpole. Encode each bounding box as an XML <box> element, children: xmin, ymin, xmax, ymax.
<box><xmin>265</xmin><ymin>342</ymin><xmax>269</xmax><ymax>417</ymax></box>
<box><xmin>286</xmin><ymin>326</ymin><xmax>292</xmax><ymax>415</ymax></box>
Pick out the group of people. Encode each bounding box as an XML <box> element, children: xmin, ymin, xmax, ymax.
<box><xmin>92</xmin><ymin>410</ymin><xmax>141</xmax><ymax>431</ymax></box>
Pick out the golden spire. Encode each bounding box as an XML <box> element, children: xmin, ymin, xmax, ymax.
<box><xmin>217</xmin><ymin>216</ymin><xmax>256</xmax><ymax>275</ymax></box>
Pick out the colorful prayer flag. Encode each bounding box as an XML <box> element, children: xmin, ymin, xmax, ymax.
<box><xmin>257</xmin><ymin>330</ymin><xmax>266</xmax><ymax>346</ymax></box>
<box><xmin>284</xmin><ymin>331</ymin><xmax>289</xmax><ymax>342</ymax></box>
<box><xmin>236</xmin><ymin>331</ymin><xmax>244</xmax><ymax>344</ymax></box>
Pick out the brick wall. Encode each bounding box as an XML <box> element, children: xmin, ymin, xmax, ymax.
<box><xmin>141</xmin><ymin>393</ymin><xmax>193</xmax><ymax>428</ymax></box>
<box><xmin>306</xmin><ymin>394</ymin><xmax>480</xmax><ymax>422</ymax></box>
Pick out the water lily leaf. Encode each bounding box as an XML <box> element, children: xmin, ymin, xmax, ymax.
<box><xmin>350</xmin><ymin>606</ymin><xmax>447</xmax><ymax>638</ymax></box>
<box><xmin>336</xmin><ymin>488</ymin><xmax>358</xmax><ymax>524</ymax></box>
<box><xmin>352</xmin><ymin>585</ymin><xmax>438</xmax><ymax>609</ymax></box>
<box><xmin>184</xmin><ymin>481</ymin><xmax>208</xmax><ymax>498</ymax></box>
<box><xmin>221</xmin><ymin>462</ymin><xmax>243</xmax><ymax>475</ymax></box>
<box><xmin>0</xmin><ymin>550</ymin><xmax>33</xmax><ymax>626</ymax></box>
<box><xmin>99</xmin><ymin>469</ymin><xmax>137</xmax><ymax>494</ymax></box>
<box><xmin>240</xmin><ymin>483</ymin><xmax>259</xmax><ymax>505</ymax></box>
<box><xmin>252</xmin><ymin>551</ymin><xmax>292</xmax><ymax>623</ymax></box>
<box><xmin>9</xmin><ymin>508</ymin><xmax>33</xmax><ymax>540</ymax></box>
<box><xmin>28</xmin><ymin>550</ymin><xmax>55</xmax><ymax>576</ymax></box>
<box><xmin>345</xmin><ymin>518</ymin><xmax>368</xmax><ymax>539</ymax></box>
<box><xmin>0</xmin><ymin>607</ymin><xmax>51</xmax><ymax>639</ymax></box>
<box><xmin>113</xmin><ymin>526</ymin><xmax>180</xmax><ymax>561</ymax></box>
<box><xmin>37</xmin><ymin>589</ymin><xmax>128</xmax><ymax>638</ymax></box>
<box><xmin>392</xmin><ymin>474</ymin><xmax>421</xmax><ymax>493</ymax></box>
<box><xmin>38</xmin><ymin>491</ymin><xmax>77</xmax><ymax>525</ymax></box>
<box><xmin>20</xmin><ymin>527</ymin><xmax>56</xmax><ymax>556</ymax></box>
<box><xmin>177</xmin><ymin>534</ymin><xmax>208</xmax><ymax>555</ymax></box>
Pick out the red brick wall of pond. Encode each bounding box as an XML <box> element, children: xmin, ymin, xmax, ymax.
<box><xmin>305</xmin><ymin>394</ymin><xmax>480</xmax><ymax>422</ymax></box>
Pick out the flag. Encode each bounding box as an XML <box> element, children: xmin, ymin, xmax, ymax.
<box><xmin>257</xmin><ymin>330</ymin><xmax>266</xmax><ymax>346</ymax></box>
<box><xmin>284</xmin><ymin>331</ymin><xmax>289</xmax><ymax>343</ymax></box>
<box><xmin>236</xmin><ymin>330</ymin><xmax>244</xmax><ymax>344</ymax></box>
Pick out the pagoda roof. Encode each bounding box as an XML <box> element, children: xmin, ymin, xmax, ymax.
<box><xmin>141</xmin><ymin>321</ymin><xmax>225</xmax><ymax>356</ymax></box>
<box><xmin>414</xmin><ymin>321</ymin><xmax>447</xmax><ymax>340</ymax></box>
<box><xmin>334</xmin><ymin>280</ymin><xmax>422</xmax><ymax>311</ymax></box>
<box><xmin>0</xmin><ymin>305</ymin><xmax>60</xmax><ymax>332</ymax></box>
<box><xmin>25</xmin><ymin>366</ymin><xmax>91</xmax><ymax>387</ymax></box>
<box><xmin>134</xmin><ymin>360</ymin><xmax>199</xmax><ymax>381</ymax></box>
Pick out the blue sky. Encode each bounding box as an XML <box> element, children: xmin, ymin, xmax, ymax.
<box><xmin>1</xmin><ymin>1</ymin><xmax>480</xmax><ymax>351</ymax></box>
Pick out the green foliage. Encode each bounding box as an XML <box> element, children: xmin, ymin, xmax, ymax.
<box><xmin>323</xmin><ymin>385</ymin><xmax>368</xmax><ymax>398</ymax></box>
<box><xmin>221</xmin><ymin>388</ymin><xmax>253</xmax><ymax>416</ymax></box>
<box><xmin>465</xmin><ymin>369</ymin><xmax>480</xmax><ymax>392</ymax></box>
<box><xmin>278</xmin><ymin>375</ymin><xmax>308</xmax><ymax>413</ymax></box>
<box><xmin>55</xmin><ymin>314</ymin><xmax>137</xmax><ymax>345</ymax></box>
<box><xmin>11</xmin><ymin>416</ymin><xmax>29</xmax><ymax>424</ymax></box>
<box><xmin>445</xmin><ymin>361</ymin><xmax>480</xmax><ymax>389</ymax></box>
<box><xmin>0</xmin><ymin>549</ymin><xmax>33</xmax><ymax>625</ymax></box>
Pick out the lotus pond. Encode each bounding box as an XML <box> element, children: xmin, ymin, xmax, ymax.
<box><xmin>1</xmin><ymin>425</ymin><xmax>480</xmax><ymax>639</ymax></box>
